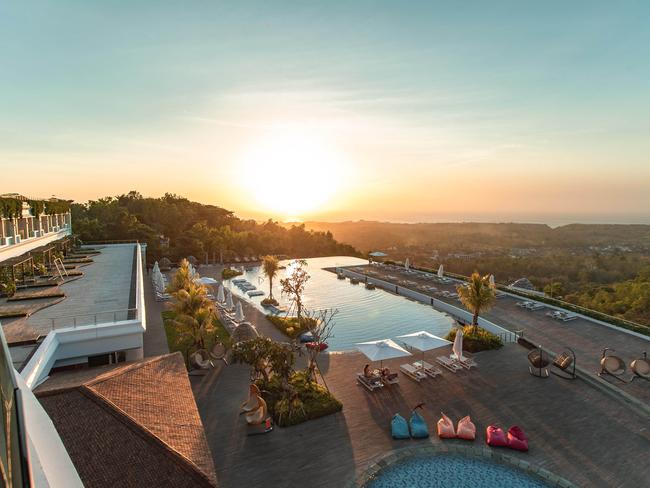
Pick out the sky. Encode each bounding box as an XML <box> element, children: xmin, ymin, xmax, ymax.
<box><xmin>1</xmin><ymin>1</ymin><xmax>649</xmax><ymax>224</ymax></box>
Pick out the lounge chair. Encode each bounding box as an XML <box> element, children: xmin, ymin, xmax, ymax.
<box><xmin>631</xmin><ymin>352</ymin><xmax>650</xmax><ymax>381</ymax></box>
<box><xmin>561</xmin><ymin>313</ymin><xmax>578</xmax><ymax>322</ymax></box>
<box><xmin>599</xmin><ymin>348</ymin><xmax>626</xmax><ymax>382</ymax></box>
<box><xmin>486</xmin><ymin>425</ymin><xmax>508</xmax><ymax>447</ymax></box>
<box><xmin>528</xmin><ymin>303</ymin><xmax>544</xmax><ymax>311</ymax></box>
<box><xmin>456</xmin><ymin>416</ymin><xmax>476</xmax><ymax>441</ymax></box>
<box><xmin>507</xmin><ymin>426</ymin><xmax>529</xmax><ymax>452</ymax></box>
<box><xmin>437</xmin><ymin>412</ymin><xmax>456</xmax><ymax>439</ymax></box>
<box><xmin>451</xmin><ymin>354</ymin><xmax>477</xmax><ymax>370</ymax></box>
<box><xmin>381</xmin><ymin>370</ymin><xmax>400</xmax><ymax>385</ymax></box>
<box><xmin>391</xmin><ymin>413</ymin><xmax>410</xmax><ymax>439</ymax></box>
<box><xmin>436</xmin><ymin>356</ymin><xmax>463</xmax><ymax>373</ymax></box>
<box><xmin>190</xmin><ymin>349</ymin><xmax>213</xmax><ymax>370</ymax></box>
<box><xmin>527</xmin><ymin>347</ymin><xmax>550</xmax><ymax>378</ymax></box>
<box><xmin>357</xmin><ymin>373</ymin><xmax>383</xmax><ymax>391</ymax></box>
<box><xmin>551</xmin><ymin>348</ymin><xmax>576</xmax><ymax>380</ymax></box>
<box><xmin>409</xmin><ymin>405</ymin><xmax>429</xmax><ymax>438</ymax></box>
<box><xmin>400</xmin><ymin>363</ymin><xmax>427</xmax><ymax>382</ymax></box>
<box><xmin>209</xmin><ymin>342</ymin><xmax>228</xmax><ymax>365</ymax></box>
<box><xmin>413</xmin><ymin>360</ymin><xmax>443</xmax><ymax>378</ymax></box>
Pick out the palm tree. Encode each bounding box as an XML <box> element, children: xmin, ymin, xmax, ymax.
<box><xmin>457</xmin><ymin>272</ymin><xmax>496</xmax><ymax>334</ymax></box>
<box><xmin>166</xmin><ymin>258</ymin><xmax>193</xmax><ymax>294</ymax></box>
<box><xmin>172</xmin><ymin>281</ymin><xmax>214</xmax><ymax>350</ymax></box>
<box><xmin>262</xmin><ymin>255</ymin><xmax>279</xmax><ymax>301</ymax></box>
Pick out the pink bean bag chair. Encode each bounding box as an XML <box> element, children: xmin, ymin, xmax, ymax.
<box><xmin>456</xmin><ymin>416</ymin><xmax>476</xmax><ymax>441</ymax></box>
<box><xmin>507</xmin><ymin>425</ymin><xmax>529</xmax><ymax>452</ymax></box>
<box><xmin>437</xmin><ymin>412</ymin><xmax>456</xmax><ymax>439</ymax></box>
<box><xmin>486</xmin><ymin>425</ymin><xmax>508</xmax><ymax>447</ymax></box>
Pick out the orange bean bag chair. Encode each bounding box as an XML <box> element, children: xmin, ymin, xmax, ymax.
<box><xmin>456</xmin><ymin>415</ymin><xmax>476</xmax><ymax>441</ymax></box>
<box><xmin>437</xmin><ymin>412</ymin><xmax>456</xmax><ymax>439</ymax></box>
<box><xmin>486</xmin><ymin>425</ymin><xmax>508</xmax><ymax>447</ymax></box>
<box><xmin>507</xmin><ymin>425</ymin><xmax>529</xmax><ymax>452</ymax></box>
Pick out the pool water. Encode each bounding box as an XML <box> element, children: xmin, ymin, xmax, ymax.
<box><xmin>366</xmin><ymin>454</ymin><xmax>552</xmax><ymax>488</ymax></box>
<box><xmin>225</xmin><ymin>256</ymin><xmax>454</xmax><ymax>351</ymax></box>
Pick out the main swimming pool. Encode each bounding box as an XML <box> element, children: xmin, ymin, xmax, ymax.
<box><xmin>365</xmin><ymin>454</ymin><xmax>552</xmax><ymax>488</ymax></box>
<box><xmin>225</xmin><ymin>256</ymin><xmax>455</xmax><ymax>351</ymax></box>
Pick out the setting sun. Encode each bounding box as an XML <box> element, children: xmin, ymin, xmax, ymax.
<box><xmin>239</xmin><ymin>127</ymin><xmax>344</xmax><ymax>219</ymax></box>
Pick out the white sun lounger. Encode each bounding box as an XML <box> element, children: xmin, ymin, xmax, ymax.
<box><xmin>436</xmin><ymin>356</ymin><xmax>463</xmax><ymax>372</ymax></box>
<box><xmin>357</xmin><ymin>373</ymin><xmax>383</xmax><ymax>391</ymax></box>
<box><xmin>400</xmin><ymin>363</ymin><xmax>427</xmax><ymax>382</ymax></box>
<box><xmin>413</xmin><ymin>360</ymin><xmax>443</xmax><ymax>378</ymax></box>
<box><xmin>451</xmin><ymin>354</ymin><xmax>477</xmax><ymax>370</ymax></box>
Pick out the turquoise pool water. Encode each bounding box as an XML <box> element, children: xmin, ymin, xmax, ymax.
<box><xmin>366</xmin><ymin>454</ymin><xmax>552</xmax><ymax>488</ymax></box>
<box><xmin>225</xmin><ymin>256</ymin><xmax>454</xmax><ymax>351</ymax></box>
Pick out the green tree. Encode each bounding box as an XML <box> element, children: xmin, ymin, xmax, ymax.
<box><xmin>262</xmin><ymin>255</ymin><xmax>280</xmax><ymax>300</ymax></box>
<box><xmin>457</xmin><ymin>272</ymin><xmax>496</xmax><ymax>334</ymax></box>
<box><xmin>280</xmin><ymin>259</ymin><xmax>310</xmax><ymax>321</ymax></box>
<box><xmin>544</xmin><ymin>281</ymin><xmax>565</xmax><ymax>298</ymax></box>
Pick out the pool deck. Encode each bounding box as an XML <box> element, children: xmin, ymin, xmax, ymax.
<box><xmin>339</xmin><ymin>264</ymin><xmax>650</xmax><ymax>406</ymax></box>
<box><xmin>194</xmin><ymin>344</ymin><xmax>650</xmax><ymax>488</ymax></box>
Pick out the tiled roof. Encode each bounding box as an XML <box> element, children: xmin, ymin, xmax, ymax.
<box><xmin>37</xmin><ymin>352</ymin><xmax>217</xmax><ymax>487</ymax></box>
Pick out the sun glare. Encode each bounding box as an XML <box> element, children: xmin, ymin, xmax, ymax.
<box><xmin>239</xmin><ymin>128</ymin><xmax>344</xmax><ymax>219</ymax></box>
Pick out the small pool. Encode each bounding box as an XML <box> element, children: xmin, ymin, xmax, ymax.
<box><xmin>225</xmin><ymin>256</ymin><xmax>454</xmax><ymax>351</ymax></box>
<box><xmin>365</xmin><ymin>454</ymin><xmax>552</xmax><ymax>488</ymax></box>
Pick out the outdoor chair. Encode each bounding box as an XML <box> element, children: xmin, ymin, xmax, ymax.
<box><xmin>630</xmin><ymin>352</ymin><xmax>650</xmax><ymax>381</ymax></box>
<box><xmin>599</xmin><ymin>348</ymin><xmax>627</xmax><ymax>382</ymax></box>
<box><xmin>551</xmin><ymin>348</ymin><xmax>576</xmax><ymax>380</ymax></box>
<box><xmin>356</xmin><ymin>373</ymin><xmax>383</xmax><ymax>391</ymax></box>
<box><xmin>527</xmin><ymin>347</ymin><xmax>550</xmax><ymax>378</ymax></box>
<box><xmin>436</xmin><ymin>356</ymin><xmax>463</xmax><ymax>373</ymax></box>
<box><xmin>190</xmin><ymin>349</ymin><xmax>213</xmax><ymax>370</ymax></box>
<box><xmin>400</xmin><ymin>363</ymin><xmax>427</xmax><ymax>382</ymax></box>
<box><xmin>413</xmin><ymin>360</ymin><xmax>443</xmax><ymax>378</ymax></box>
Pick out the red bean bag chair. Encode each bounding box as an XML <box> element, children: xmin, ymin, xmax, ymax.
<box><xmin>486</xmin><ymin>425</ymin><xmax>508</xmax><ymax>447</ymax></box>
<box><xmin>437</xmin><ymin>412</ymin><xmax>456</xmax><ymax>439</ymax></box>
<box><xmin>456</xmin><ymin>416</ymin><xmax>476</xmax><ymax>441</ymax></box>
<box><xmin>507</xmin><ymin>425</ymin><xmax>529</xmax><ymax>452</ymax></box>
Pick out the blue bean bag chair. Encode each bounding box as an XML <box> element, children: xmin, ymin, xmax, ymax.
<box><xmin>391</xmin><ymin>414</ymin><xmax>410</xmax><ymax>439</ymax></box>
<box><xmin>409</xmin><ymin>410</ymin><xmax>430</xmax><ymax>438</ymax></box>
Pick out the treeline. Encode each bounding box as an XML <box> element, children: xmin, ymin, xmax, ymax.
<box><xmin>71</xmin><ymin>192</ymin><xmax>358</xmax><ymax>263</ymax></box>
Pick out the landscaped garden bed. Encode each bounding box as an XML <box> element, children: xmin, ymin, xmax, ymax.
<box><xmin>266</xmin><ymin>315</ymin><xmax>317</xmax><ymax>339</ymax></box>
<box><xmin>162</xmin><ymin>310</ymin><xmax>231</xmax><ymax>363</ymax></box>
<box><xmin>258</xmin><ymin>370</ymin><xmax>342</xmax><ymax>427</ymax></box>
<box><xmin>445</xmin><ymin>325</ymin><xmax>503</xmax><ymax>353</ymax></box>
<box><xmin>222</xmin><ymin>267</ymin><xmax>243</xmax><ymax>280</ymax></box>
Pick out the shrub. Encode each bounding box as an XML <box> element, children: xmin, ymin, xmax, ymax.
<box><xmin>162</xmin><ymin>310</ymin><xmax>231</xmax><ymax>364</ymax></box>
<box><xmin>221</xmin><ymin>267</ymin><xmax>243</xmax><ymax>280</ymax></box>
<box><xmin>266</xmin><ymin>315</ymin><xmax>317</xmax><ymax>339</ymax></box>
<box><xmin>258</xmin><ymin>371</ymin><xmax>342</xmax><ymax>427</ymax></box>
<box><xmin>261</xmin><ymin>297</ymin><xmax>279</xmax><ymax>306</ymax></box>
<box><xmin>0</xmin><ymin>280</ymin><xmax>16</xmax><ymax>298</ymax></box>
<box><xmin>445</xmin><ymin>325</ymin><xmax>502</xmax><ymax>353</ymax></box>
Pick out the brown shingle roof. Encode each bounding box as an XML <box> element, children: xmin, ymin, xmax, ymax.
<box><xmin>37</xmin><ymin>352</ymin><xmax>217</xmax><ymax>487</ymax></box>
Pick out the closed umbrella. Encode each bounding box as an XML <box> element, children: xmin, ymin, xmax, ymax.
<box><xmin>355</xmin><ymin>339</ymin><xmax>411</xmax><ymax>370</ymax></box>
<box><xmin>405</xmin><ymin>258</ymin><xmax>410</xmax><ymax>271</ymax></box>
<box><xmin>369</xmin><ymin>251</ymin><xmax>387</xmax><ymax>257</ymax></box>
<box><xmin>452</xmin><ymin>327</ymin><xmax>464</xmax><ymax>361</ymax></box>
<box><xmin>397</xmin><ymin>331</ymin><xmax>451</xmax><ymax>368</ymax></box>
<box><xmin>217</xmin><ymin>284</ymin><xmax>225</xmax><ymax>303</ymax></box>
<box><xmin>489</xmin><ymin>274</ymin><xmax>495</xmax><ymax>288</ymax></box>
<box><xmin>437</xmin><ymin>265</ymin><xmax>444</xmax><ymax>278</ymax></box>
<box><xmin>225</xmin><ymin>289</ymin><xmax>234</xmax><ymax>310</ymax></box>
<box><xmin>235</xmin><ymin>301</ymin><xmax>245</xmax><ymax>322</ymax></box>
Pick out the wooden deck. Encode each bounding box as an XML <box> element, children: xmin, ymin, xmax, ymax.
<box><xmin>194</xmin><ymin>344</ymin><xmax>650</xmax><ymax>488</ymax></box>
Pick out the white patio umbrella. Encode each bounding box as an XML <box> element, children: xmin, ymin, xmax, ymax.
<box><xmin>437</xmin><ymin>265</ymin><xmax>444</xmax><ymax>278</ymax></box>
<box><xmin>489</xmin><ymin>274</ymin><xmax>495</xmax><ymax>288</ymax></box>
<box><xmin>452</xmin><ymin>327</ymin><xmax>465</xmax><ymax>361</ymax></box>
<box><xmin>152</xmin><ymin>261</ymin><xmax>160</xmax><ymax>275</ymax></box>
<box><xmin>217</xmin><ymin>283</ymin><xmax>225</xmax><ymax>303</ymax></box>
<box><xmin>225</xmin><ymin>289</ymin><xmax>234</xmax><ymax>310</ymax></box>
<box><xmin>196</xmin><ymin>276</ymin><xmax>218</xmax><ymax>285</ymax></box>
<box><xmin>355</xmin><ymin>339</ymin><xmax>411</xmax><ymax>370</ymax></box>
<box><xmin>234</xmin><ymin>301</ymin><xmax>245</xmax><ymax>322</ymax></box>
<box><xmin>404</xmin><ymin>258</ymin><xmax>410</xmax><ymax>270</ymax></box>
<box><xmin>397</xmin><ymin>331</ymin><xmax>451</xmax><ymax>367</ymax></box>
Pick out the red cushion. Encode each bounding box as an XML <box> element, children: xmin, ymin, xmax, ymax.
<box><xmin>507</xmin><ymin>425</ymin><xmax>529</xmax><ymax>452</ymax></box>
<box><xmin>456</xmin><ymin>416</ymin><xmax>476</xmax><ymax>441</ymax></box>
<box><xmin>486</xmin><ymin>425</ymin><xmax>507</xmax><ymax>447</ymax></box>
<box><xmin>437</xmin><ymin>413</ymin><xmax>456</xmax><ymax>439</ymax></box>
